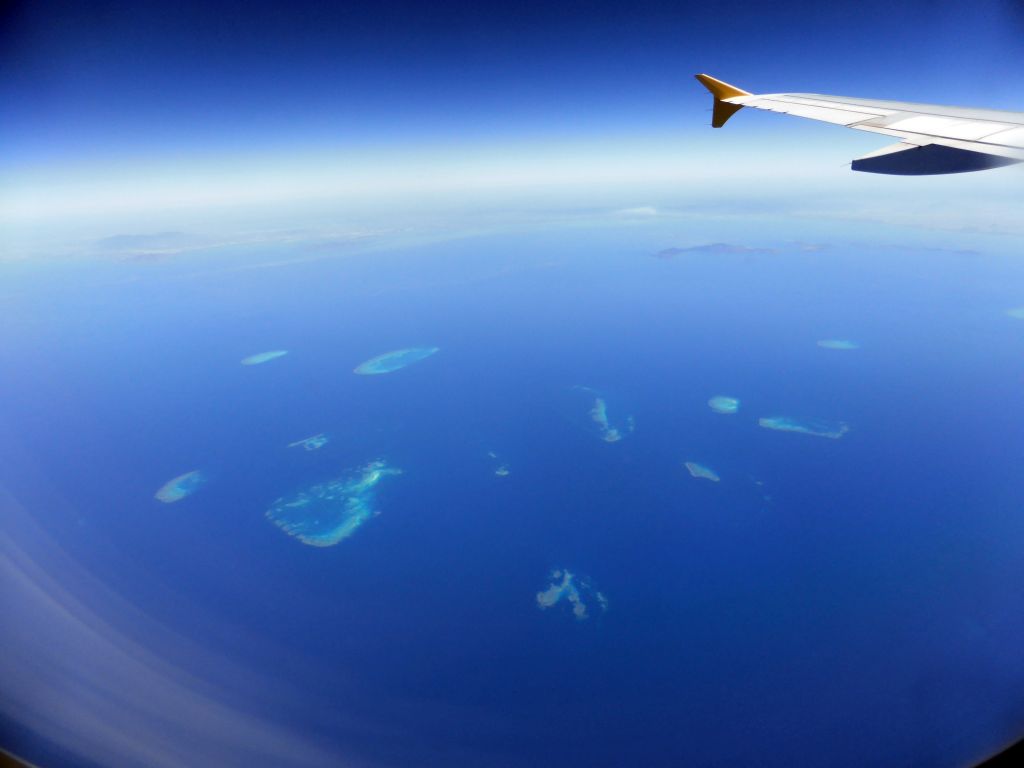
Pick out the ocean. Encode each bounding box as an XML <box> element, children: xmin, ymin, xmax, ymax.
<box><xmin>2</xmin><ymin>215</ymin><xmax>1024</xmax><ymax>766</ymax></box>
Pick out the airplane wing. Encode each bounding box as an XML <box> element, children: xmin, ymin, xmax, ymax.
<box><xmin>695</xmin><ymin>73</ymin><xmax>1024</xmax><ymax>175</ymax></box>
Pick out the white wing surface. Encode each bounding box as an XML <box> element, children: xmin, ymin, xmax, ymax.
<box><xmin>695</xmin><ymin>73</ymin><xmax>1024</xmax><ymax>175</ymax></box>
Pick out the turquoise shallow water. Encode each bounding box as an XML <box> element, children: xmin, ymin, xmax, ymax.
<box><xmin>2</xmin><ymin>217</ymin><xmax>1024</xmax><ymax>767</ymax></box>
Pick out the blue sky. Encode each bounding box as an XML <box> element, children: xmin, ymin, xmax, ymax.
<box><xmin>3</xmin><ymin>0</ymin><xmax>1024</xmax><ymax>224</ymax></box>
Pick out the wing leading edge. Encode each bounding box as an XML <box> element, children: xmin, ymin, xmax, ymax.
<box><xmin>695</xmin><ymin>73</ymin><xmax>1024</xmax><ymax>175</ymax></box>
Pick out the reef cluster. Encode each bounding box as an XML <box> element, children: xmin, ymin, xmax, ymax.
<box><xmin>758</xmin><ymin>417</ymin><xmax>849</xmax><ymax>439</ymax></box>
<box><xmin>816</xmin><ymin>339</ymin><xmax>860</xmax><ymax>350</ymax></box>
<box><xmin>354</xmin><ymin>347</ymin><xmax>439</xmax><ymax>375</ymax></box>
<box><xmin>707</xmin><ymin>395</ymin><xmax>740</xmax><ymax>414</ymax></box>
<box><xmin>265</xmin><ymin>460</ymin><xmax>402</xmax><ymax>547</ymax></box>
<box><xmin>240</xmin><ymin>350</ymin><xmax>288</xmax><ymax>365</ymax></box>
<box><xmin>288</xmin><ymin>433</ymin><xmax>329</xmax><ymax>451</ymax></box>
<box><xmin>684</xmin><ymin>462</ymin><xmax>720</xmax><ymax>482</ymax></box>
<box><xmin>154</xmin><ymin>470</ymin><xmax>207</xmax><ymax>503</ymax></box>
<box><xmin>536</xmin><ymin>569</ymin><xmax>608</xmax><ymax>620</ymax></box>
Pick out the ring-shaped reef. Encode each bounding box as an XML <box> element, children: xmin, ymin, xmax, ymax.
<box><xmin>536</xmin><ymin>569</ymin><xmax>607</xmax><ymax>620</ymax></box>
<box><xmin>708</xmin><ymin>395</ymin><xmax>740</xmax><ymax>414</ymax></box>
<box><xmin>241</xmin><ymin>350</ymin><xmax>288</xmax><ymax>365</ymax></box>
<box><xmin>354</xmin><ymin>347</ymin><xmax>439</xmax><ymax>375</ymax></box>
<box><xmin>154</xmin><ymin>470</ymin><xmax>207</xmax><ymax>503</ymax></box>
<box><xmin>266</xmin><ymin>460</ymin><xmax>402</xmax><ymax>547</ymax></box>
<box><xmin>759</xmin><ymin>416</ymin><xmax>849</xmax><ymax>439</ymax></box>
<box><xmin>288</xmin><ymin>433</ymin><xmax>329</xmax><ymax>451</ymax></box>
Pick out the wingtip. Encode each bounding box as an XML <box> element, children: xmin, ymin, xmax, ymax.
<box><xmin>695</xmin><ymin>74</ymin><xmax>750</xmax><ymax>128</ymax></box>
<box><xmin>694</xmin><ymin>73</ymin><xmax>751</xmax><ymax>100</ymax></box>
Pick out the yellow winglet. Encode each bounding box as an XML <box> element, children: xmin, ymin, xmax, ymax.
<box><xmin>695</xmin><ymin>74</ymin><xmax>750</xmax><ymax>100</ymax></box>
<box><xmin>694</xmin><ymin>73</ymin><xmax>751</xmax><ymax>128</ymax></box>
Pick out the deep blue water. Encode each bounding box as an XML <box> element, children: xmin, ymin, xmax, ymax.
<box><xmin>3</xmin><ymin>219</ymin><xmax>1024</xmax><ymax>767</ymax></box>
